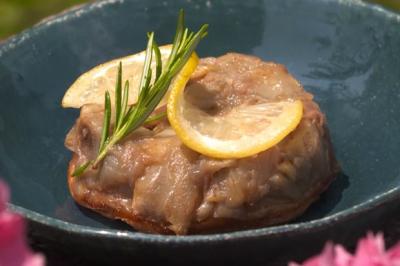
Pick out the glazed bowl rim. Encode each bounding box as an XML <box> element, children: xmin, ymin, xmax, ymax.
<box><xmin>2</xmin><ymin>0</ymin><xmax>400</xmax><ymax>244</ymax></box>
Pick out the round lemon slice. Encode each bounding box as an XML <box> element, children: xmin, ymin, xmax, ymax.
<box><xmin>62</xmin><ymin>45</ymin><xmax>173</xmax><ymax>108</ymax></box>
<box><xmin>168</xmin><ymin>86</ymin><xmax>303</xmax><ymax>159</ymax></box>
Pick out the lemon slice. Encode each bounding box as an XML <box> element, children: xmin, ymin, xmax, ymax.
<box><xmin>62</xmin><ymin>45</ymin><xmax>173</xmax><ymax>108</ymax></box>
<box><xmin>168</xmin><ymin>86</ymin><xmax>303</xmax><ymax>158</ymax></box>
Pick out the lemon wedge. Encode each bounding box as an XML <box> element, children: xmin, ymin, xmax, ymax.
<box><xmin>62</xmin><ymin>45</ymin><xmax>173</xmax><ymax>108</ymax></box>
<box><xmin>167</xmin><ymin>85</ymin><xmax>303</xmax><ymax>159</ymax></box>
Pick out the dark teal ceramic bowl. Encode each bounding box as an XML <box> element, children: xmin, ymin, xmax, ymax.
<box><xmin>1</xmin><ymin>0</ymin><xmax>399</xmax><ymax>264</ymax></box>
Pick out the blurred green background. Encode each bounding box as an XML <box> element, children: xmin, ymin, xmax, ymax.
<box><xmin>371</xmin><ymin>0</ymin><xmax>400</xmax><ymax>11</ymax></box>
<box><xmin>0</xmin><ymin>0</ymin><xmax>90</xmax><ymax>39</ymax></box>
<box><xmin>0</xmin><ymin>0</ymin><xmax>398</xmax><ymax>40</ymax></box>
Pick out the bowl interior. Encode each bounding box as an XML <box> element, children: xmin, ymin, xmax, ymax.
<box><xmin>0</xmin><ymin>0</ymin><xmax>399</xmax><ymax>232</ymax></box>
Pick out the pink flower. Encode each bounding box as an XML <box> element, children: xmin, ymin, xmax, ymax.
<box><xmin>0</xmin><ymin>180</ymin><xmax>45</xmax><ymax>266</ymax></box>
<box><xmin>290</xmin><ymin>233</ymin><xmax>400</xmax><ymax>266</ymax></box>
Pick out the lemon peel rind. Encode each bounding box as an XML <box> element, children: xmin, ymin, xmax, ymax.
<box><xmin>169</xmin><ymin>96</ymin><xmax>303</xmax><ymax>159</ymax></box>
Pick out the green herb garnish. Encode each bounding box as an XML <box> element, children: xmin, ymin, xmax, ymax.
<box><xmin>72</xmin><ymin>10</ymin><xmax>208</xmax><ymax>176</ymax></box>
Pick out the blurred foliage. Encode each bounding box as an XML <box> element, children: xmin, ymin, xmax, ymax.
<box><xmin>367</xmin><ymin>0</ymin><xmax>400</xmax><ymax>10</ymax></box>
<box><xmin>0</xmin><ymin>0</ymin><xmax>398</xmax><ymax>40</ymax></box>
<box><xmin>0</xmin><ymin>0</ymin><xmax>89</xmax><ymax>39</ymax></box>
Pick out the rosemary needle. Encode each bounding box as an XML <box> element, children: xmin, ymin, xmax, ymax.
<box><xmin>72</xmin><ymin>10</ymin><xmax>208</xmax><ymax>176</ymax></box>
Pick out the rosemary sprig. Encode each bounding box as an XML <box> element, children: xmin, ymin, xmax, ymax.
<box><xmin>72</xmin><ymin>10</ymin><xmax>208</xmax><ymax>176</ymax></box>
